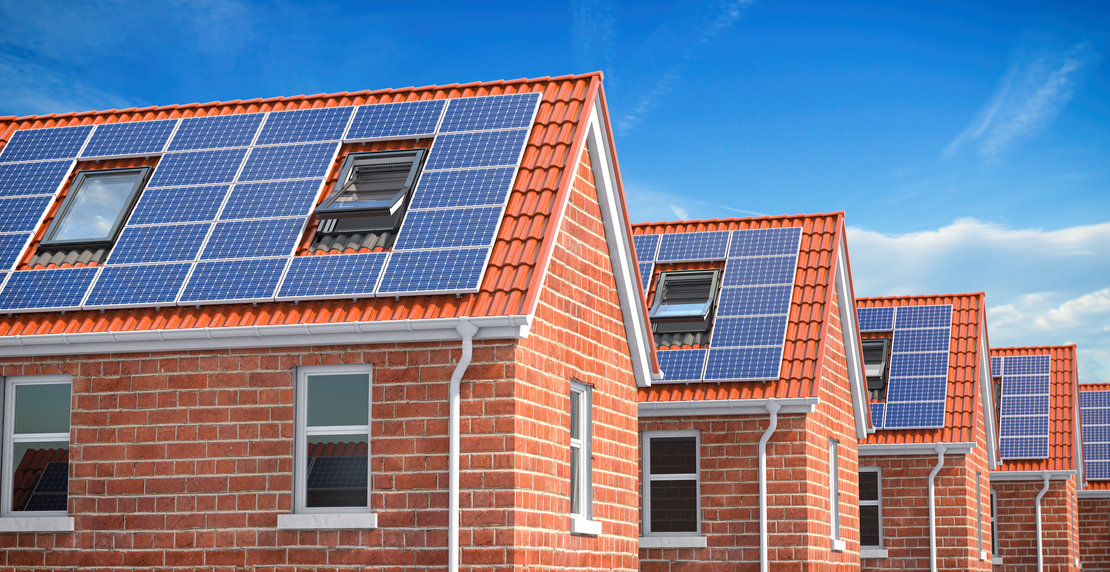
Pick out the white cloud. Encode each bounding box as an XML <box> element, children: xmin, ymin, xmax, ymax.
<box><xmin>945</xmin><ymin>41</ymin><xmax>1098</xmax><ymax>160</ymax></box>
<box><xmin>625</xmin><ymin>183</ymin><xmax>765</xmax><ymax>223</ymax></box>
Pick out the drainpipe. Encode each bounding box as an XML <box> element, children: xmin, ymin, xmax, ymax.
<box><xmin>758</xmin><ymin>401</ymin><xmax>781</xmax><ymax>572</ymax></box>
<box><xmin>1034</xmin><ymin>473</ymin><xmax>1051</xmax><ymax>572</ymax></box>
<box><xmin>927</xmin><ymin>445</ymin><xmax>947</xmax><ymax>572</ymax></box>
<box><xmin>449</xmin><ymin>318</ymin><xmax>479</xmax><ymax>572</ymax></box>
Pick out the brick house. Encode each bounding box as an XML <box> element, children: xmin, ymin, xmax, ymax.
<box><xmin>989</xmin><ymin>345</ymin><xmax>1081</xmax><ymax>571</ymax></box>
<box><xmin>1078</xmin><ymin>382</ymin><xmax>1110</xmax><ymax>569</ymax></box>
<box><xmin>631</xmin><ymin>213</ymin><xmax>871</xmax><ymax>571</ymax></box>
<box><xmin>0</xmin><ymin>74</ymin><xmax>660</xmax><ymax>570</ymax></box>
<box><xmin>854</xmin><ymin>293</ymin><xmax>997</xmax><ymax>571</ymax></box>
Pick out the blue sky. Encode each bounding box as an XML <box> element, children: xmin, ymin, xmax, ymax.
<box><xmin>2</xmin><ymin>0</ymin><xmax>1109</xmax><ymax>378</ymax></box>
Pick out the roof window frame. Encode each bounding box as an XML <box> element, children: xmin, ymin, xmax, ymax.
<box><xmin>862</xmin><ymin>338</ymin><xmax>892</xmax><ymax>394</ymax></box>
<box><xmin>39</xmin><ymin>166</ymin><xmax>151</xmax><ymax>250</ymax></box>
<box><xmin>649</xmin><ymin>269</ymin><xmax>721</xmax><ymax>334</ymax></box>
<box><xmin>315</xmin><ymin>148</ymin><xmax>426</xmax><ymax>234</ymax></box>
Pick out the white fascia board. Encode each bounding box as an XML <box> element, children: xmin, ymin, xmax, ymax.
<box><xmin>639</xmin><ymin>397</ymin><xmax>818</xmax><ymax>418</ymax></box>
<box><xmin>583</xmin><ymin>96</ymin><xmax>655</xmax><ymax>388</ymax></box>
<box><xmin>989</xmin><ymin>470</ymin><xmax>1076</xmax><ymax>482</ymax></box>
<box><xmin>858</xmin><ymin>442</ymin><xmax>975</xmax><ymax>456</ymax></box>
<box><xmin>979</xmin><ymin>332</ymin><xmax>999</xmax><ymax>470</ymax></box>
<box><xmin>835</xmin><ymin>237</ymin><xmax>870</xmax><ymax>440</ymax></box>
<box><xmin>1078</xmin><ymin>489</ymin><xmax>1110</xmax><ymax>499</ymax></box>
<box><xmin>0</xmin><ymin>315</ymin><xmax>532</xmax><ymax>357</ymax></box>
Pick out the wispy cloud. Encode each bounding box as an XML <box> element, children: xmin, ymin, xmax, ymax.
<box><xmin>625</xmin><ymin>183</ymin><xmax>765</xmax><ymax>223</ymax></box>
<box><xmin>945</xmin><ymin>40</ymin><xmax>1098</xmax><ymax>160</ymax></box>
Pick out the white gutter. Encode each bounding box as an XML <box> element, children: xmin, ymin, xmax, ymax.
<box><xmin>1034</xmin><ymin>473</ymin><xmax>1051</xmax><ymax>572</ymax></box>
<box><xmin>858</xmin><ymin>442</ymin><xmax>974</xmax><ymax>456</ymax></box>
<box><xmin>448</xmin><ymin>318</ymin><xmax>479</xmax><ymax>572</ymax></box>
<box><xmin>0</xmin><ymin>315</ymin><xmax>531</xmax><ymax>357</ymax></box>
<box><xmin>928</xmin><ymin>445</ymin><xmax>947</xmax><ymax>572</ymax></box>
<box><xmin>989</xmin><ymin>470</ymin><xmax>1074</xmax><ymax>481</ymax></box>
<box><xmin>758</xmin><ymin>401</ymin><xmax>781</xmax><ymax>572</ymax></box>
<box><xmin>639</xmin><ymin>397</ymin><xmax>817</xmax><ymax>417</ymax></box>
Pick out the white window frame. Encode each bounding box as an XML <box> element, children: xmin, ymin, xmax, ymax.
<box><xmin>0</xmin><ymin>375</ymin><xmax>74</xmax><ymax>532</ymax></box>
<box><xmin>829</xmin><ymin>438</ymin><xmax>844</xmax><ymax>551</ymax></box>
<box><xmin>859</xmin><ymin>466</ymin><xmax>882</xmax><ymax>549</ymax></box>
<box><xmin>991</xmin><ymin>490</ymin><xmax>1001</xmax><ymax>563</ymax></box>
<box><xmin>277</xmin><ymin>364</ymin><xmax>376</xmax><ymax>530</ymax></box>
<box><xmin>976</xmin><ymin>471</ymin><xmax>985</xmax><ymax>560</ymax></box>
<box><xmin>640</xmin><ymin>430</ymin><xmax>704</xmax><ymax>547</ymax></box>
<box><xmin>569</xmin><ymin>381</ymin><xmax>599</xmax><ymax>536</ymax></box>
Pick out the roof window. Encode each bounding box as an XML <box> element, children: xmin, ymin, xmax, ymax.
<box><xmin>315</xmin><ymin>149</ymin><xmax>425</xmax><ymax>234</ymax></box>
<box><xmin>40</xmin><ymin>167</ymin><xmax>150</xmax><ymax>249</ymax></box>
<box><xmin>862</xmin><ymin>338</ymin><xmax>891</xmax><ymax>396</ymax></box>
<box><xmin>649</xmin><ymin>270</ymin><xmax>720</xmax><ymax>334</ymax></box>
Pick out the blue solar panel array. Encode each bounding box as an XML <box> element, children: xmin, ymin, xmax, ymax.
<box><xmin>1082</xmin><ymin>389</ymin><xmax>1110</xmax><ymax>480</ymax></box>
<box><xmin>635</xmin><ymin>226</ymin><xmax>803</xmax><ymax>382</ymax></box>
<box><xmin>0</xmin><ymin>91</ymin><xmax>543</xmax><ymax>310</ymax></box>
<box><xmin>856</xmin><ymin>304</ymin><xmax>952</xmax><ymax>429</ymax></box>
<box><xmin>996</xmin><ymin>354</ymin><xmax>1052</xmax><ymax>460</ymax></box>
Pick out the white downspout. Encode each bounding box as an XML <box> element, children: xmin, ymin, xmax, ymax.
<box><xmin>449</xmin><ymin>318</ymin><xmax>479</xmax><ymax>572</ymax></box>
<box><xmin>927</xmin><ymin>445</ymin><xmax>947</xmax><ymax>572</ymax></box>
<box><xmin>1034</xmin><ymin>473</ymin><xmax>1051</xmax><ymax>572</ymax></box>
<box><xmin>758</xmin><ymin>401</ymin><xmax>781</xmax><ymax>572</ymax></box>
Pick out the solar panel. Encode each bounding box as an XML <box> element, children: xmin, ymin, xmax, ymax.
<box><xmin>424</xmin><ymin>129</ymin><xmax>529</xmax><ymax>170</ymax></box>
<box><xmin>721</xmin><ymin>256</ymin><xmax>796</xmax><ymax>287</ymax></box>
<box><xmin>891</xmin><ymin>327</ymin><xmax>950</xmax><ymax>353</ymax></box>
<box><xmin>709</xmin><ymin>316</ymin><xmax>789</xmax><ymax>348</ymax></box>
<box><xmin>638</xmin><ymin>262</ymin><xmax>653</xmax><ymax>290</ymax></box>
<box><xmin>996</xmin><ymin>354</ymin><xmax>1052</xmax><ymax>460</ymax></box>
<box><xmin>1000</xmin><ymin>394</ymin><xmax>1049</xmax><ymax>417</ymax></box>
<box><xmin>656</xmin><ymin>231</ymin><xmax>730</xmax><ymax>262</ymax></box>
<box><xmin>107</xmin><ymin>223</ymin><xmax>210</xmax><ymax>264</ymax></box>
<box><xmin>0</xmin><ymin>233</ymin><xmax>30</xmax><ymax>270</ymax></box>
<box><xmin>1001</xmin><ymin>375</ymin><xmax>1050</xmax><ymax>395</ymax></box>
<box><xmin>81</xmin><ymin>119</ymin><xmax>177</xmax><ymax>158</ymax></box>
<box><xmin>220</xmin><ymin>180</ymin><xmax>322</xmax><ymax>220</ymax></box>
<box><xmin>200</xmin><ymin>219</ymin><xmax>304</xmax><ymax>260</ymax></box>
<box><xmin>147</xmin><ymin>148</ymin><xmax>249</xmax><ymax>188</ymax></box>
<box><xmin>870</xmin><ymin>403</ymin><xmax>884</xmax><ymax>427</ymax></box>
<box><xmin>438</xmin><ymin>92</ymin><xmax>540</xmax><ymax>133</ymax></box>
<box><xmin>126</xmin><ymin>185</ymin><xmax>230</xmax><ymax>225</ymax></box>
<box><xmin>883</xmin><ymin>401</ymin><xmax>945</xmax><ymax>428</ymax></box>
<box><xmin>377</xmin><ymin>248</ymin><xmax>487</xmax><ymax>294</ymax></box>
<box><xmin>884</xmin><ymin>375</ymin><xmax>948</xmax><ymax>402</ymax></box>
<box><xmin>408</xmin><ymin>167</ymin><xmax>517</xmax><ymax>210</ymax></box>
<box><xmin>894</xmin><ymin>305</ymin><xmax>952</xmax><ymax>329</ymax></box>
<box><xmin>255</xmin><ymin>107</ymin><xmax>353</xmax><ymax>145</ymax></box>
<box><xmin>728</xmin><ymin>227</ymin><xmax>804</xmax><ymax>257</ymax></box>
<box><xmin>0</xmin><ymin>267</ymin><xmax>98</xmax><ymax>311</ymax></box>
<box><xmin>0</xmin><ymin>196</ymin><xmax>53</xmax><ymax>233</ymax></box>
<box><xmin>345</xmin><ymin>99</ymin><xmax>446</xmax><ymax>140</ymax></box>
<box><xmin>167</xmin><ymin>113</ymin><xmax>265</xmax><ymax>151</ymax></box>
<box><xmin>656</xmin><ymin>349</ymin><xmax>708</xmax><ymax>382</ymax></box>
<box><xmin>392</xmin><ymin>207</ymin><xmax>501</xmax><ymax>250</ymax></box>
<box><xmin>237</xmin><ymin>142</ymin><xmax>337</xmax><ymax>182</ymax></box>
<box><xmin>1083</xmin><ymin>389</ymin><xmax>1110</xmax><ymax>479</ymax></box>
<box><xmin>1089</xmin><ymin>462</ymin><xmax>1110</xmax><ymax>481</ymax></box>
<box><xmin>716</xmin><ymin>285</ymin><xmax>793</xmax><ymax>317</ymax></box>
<box><xmin>999</xmin><ymin>415</ymin><xmax>1049</xmax><ymax>437</ymax></box>
<box><xmin>991</xmin><ymin>356</ymin><xmax>1003</xmax><ymax>377</ymax></box>
<box><xmin>0</xmin><ymin>125</ymin><xmax>92</xmax><ymax>162</ymax></box>
<box><xmin>1082</xmin><ymin>391</ymin><xmax>1110</xmax><ymax>408</ymax></box>
<box><xmin>0</xmin><ymin>160</ymin><xmax>73</xmax><ymax>198</ymax></box>
<box><xmin>704</xmin><ymin>347</ymin><xmax>783</xmax><ymax>380</ymax></box>
<box><xmin>1002</xmin><ymin>355</ymin><xmax>1051</xmax><ymax>376</ymax></box>
<box><xmin>856</xmin><ymin>307</ymin><xmax>894</xmax><ymax>332</ymax></box>
<box><xmin>277</xmin><ymin>253</ymin><xmax>387</xmax><ymax>299</ymax></box>
<box><xmin>889</xmin><ymin>352</ymin><xmax>949</xmax><ymax>377</ymax></box>
<box><xmin>633</xmin><ymin>234</ymin><xmax>660</xmax><ymax>263</ymax></box>
<box><xmin>24</xmin><ymin>461</ymin><xmax>68</xmax><ymax>512</ymax></box>
<box><xmin>179</xmin><ymin>258</ymin><xmax>287</xmax><ymax>303</ymax></box>
<box><xmin>306</xmin><ymin>456</ymin><xmax>367</xmax><ymax>489</ymax></box>
<box><xmin>999</xmin><ymin>436</ymin><xmax>1049</xmax><ymax>459</ymax></box>
<box><xmin>85</xmin><ymin>263</ymin><xmax>192</xmax><ymax>307</ymax></box>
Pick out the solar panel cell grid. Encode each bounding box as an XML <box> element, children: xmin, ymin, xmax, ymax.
<box><xmin>255</xmin><ymin>107</ymin><xmax>353</xmax><ymax>145</ymax></box>
<box><xmin>201</xmin><ymin>219</ymin><xmax>304</xmax><ymax>260</ymax></box>
<box><xmin>220</xmin><ymin>180</ymin><xmax>322</xmax><ymax>220</ymax></box>
<box><xmin>0</xmin><ymin>234</ymin><xmax>30</xmax><ymax>270</ymax></box>
<box><xmin>107</xmin><ymin>223</ymin><xmax>211</xmax><ymax>264</ymax></box>
<box><xmin>632</xmin><ymin>234</ymin><xmax>660</xmax><ymax>262</ymax></box>
<box><xmin>727</xmin><ymin>227</ymin><xmax>803</xmax><ymax>257</ymax></box>
<box><xmin>438</xmin><ymin>92</ymin><xmax>540</xmax><ymax>133</ymax></box>
<box><xmin>424</xmin><ymin>129</ymin><xmax>529</xmax><ymax>170</ymax></box>
<box><xmin>991</xmin><ymin>357</ymin><xmax>1003</xmax><ymax>377</ymax></box>
<box><xmin>891</xmin><ymin>327</ymin><xmax>951</xmax><ymax>353</ymax></box>
<box><xmin>883</xmin><ymin>375</ymin><xmax>948</xmax><ymax>403</ymax></box>
<box><xmin>888</xmin><ymin>352</ymin><xmax>948</xmax><ymax>377</ymax></box>
<box><xmin>179</xmin><ymin>258</ymin><xmax>287</xmax><ymax>303</ymax></box>
<box><xmin>237</xmin><ymin>142</ymin><xmax>337</xmax><ymax>182</ymax></box>
<box><xmin>1000</xmin><ymin>436</ymin><xmax>1049</xmax><ymax>459</ymax></box>
<box><xmin>277</xmin><ymin>253</ymin><xmax>387</xmax><ymax>299</ymax></box>
<box><xmin>345</xmin><ymin>99</ymin><xmax>445</xmax><ymax>140</ymax></box>
<box><xmin>1000</xmin><ymin>394</ymin><xmax>1050</xmax><ymax>417</ymax></box>
<box><xmin>0</xmin><ymin>267</ymin><xmax>98</xmax><ymax>311</ymax></box>
<box><xmin>126</xmin><ymin>185</ymin><xmax>230</xmax><ymax>225</ymax></box>
<box><xmin>1082</xmin><ymin>391</ymin><xmax>1110</xmax><ymax>408</ymax></box>
<box><xmin>0</xmin><ymin>160</ymin><xmax>73</xmax><ymax>198</ymax></box>
<box><xmin>856</xmin><ymin>307</ymin><xmax>895</xmax><ymax>332</ymax></box>
<box><xmin>0</xmin><ymin>196</ymin><xmax>53</xmax><ymax>233</ymax></box>
<box><xmin>1002</xmin><ymin>355</ymin><xmax>1051</xmax><ymax>376</ymax></box>
<box><xmin>638</xmin><ymin>263</ymin><xmax>653</xmax><ymax>291</ymax></box>
<box><xmin>870</xmin><ymin>403</ymin><xmax>884</xmax><ymax>427</ymax></box>
<box><xmin>1000</xmin><ymin>375</ymin><xmax>1051</xmax><ymax>395</ymax></box>
<box><xmin>883</xmin><ymin>401</ymin><xmax>945</xmax><ymax>428</ymax></box>
<box><xmin>147</xmin><ymin>148</ymin><xmax>248</xmax><ymax>188</ymax></box>
<box><xmin>1083</xmin><ymin>407</ymin><xmax>1110</xmax><ymax>427</ymax></box>
<box><xmin>721</xmin><ymin>256</ymin><xmax>796</xmax><ymax>287</ymax></box>
<box><xmin>1088</xmin><ymin>461</ymin><xmax>1110</xmax><ymax>480</ymax></box>
<box><xmin>894</xmin><ymin>305</ymin><xmax>953</xmax><ymax>329</ymax></box>
<box><xmin>408</xmin><ymin>167</ymin><xmax>517</xmax><ymax>210</ymax></box>
<box><xmin>709</xmin><ymin>315</ymin><xmax>789</xmax><ymax>348</ymax></box>
<box><xmin>656</xmin><ymin>349</ymin><xmax>708</xmax><ymax>381</ymax></box>
<box><xmin>704</xmin><ymin>347</ymin><xmax>782</xmax><ymax>380</ymax></box>
<box><xmin>0</xmin><ymin>125</ymin><xmax>92</xmax><ymax>162</ymax></box>
<box><xmin>167</xmin><ymin>113</ymin><xmax>265</xmax><ymax>151</ymax></box>
<box><xmin>1082</xmin><ymin>424</ymin><xmax>1110</xmax><ymax>444</ymax></box>
<box><xmin>81</xmin><ymin>119</ymin><xmax>178</xmax><ymax>158</ymax></box>
<box><xmin>377</xmin><ymin>248</ymin><xmax>488</xmax><ymax>294</ymax></box>
<box><xmin>1000</xmin><ymin>415</ymin><xmax>1050</xmax><ymax>437</ymax></box>
<box><xmin>85</xmin><ymin>263</ymin><xmax>192</xmax><ymax>306</ymax></box>
<box><xmin>715</xmin><ymin>285</ymin><xmax>794</xmax><ymax>317</ymax></box>
<box><xmin>656</xmin><ymin>231</ymin><xmax>730</xmax><ymax>262</ymax></box>
<box><xmin>392</xmin><ymin>207</ymin><xmax>502</xmax><ymax>250</ymax></box>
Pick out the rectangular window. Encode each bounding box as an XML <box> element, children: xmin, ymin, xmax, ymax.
<box><xmin>859</xmin><ymin>467</ymin><xmax>881</xmax><ymax>547</ymax></box>
<box><xmin>315</xmin><ymin>149</ymin><xmax>425</xmax><ymax>234</ymax></box>
<box><xmin>41</xmin><ymin>167</ymin><xmax>150</xmax><ymax>248</ymax></box>
<box><xmin>643</xmin><ymin>431</ymin><xmax>699</xmax><ymax>535</ymax></box>
<box><xmin>569</xmin><ymin>381</ymin><xmax>599</xmax><ymax>535</ymax></box>
<box><xmin>294</xmin><ymin>365</ymin><xmax>371</xmax><ymax>513</ymax></box>
<box><xmin>861</xmin><ymin>338</ymin><xmax>891</xmax><ymax>396</ymax></box>
<box><xmin>991</xmin><ymin>490</ymin><xmax>999</xmax><ymax>557</ymax></box>
<box><xmin>649</xmin><ymin>270</ymin><xmax>720</xmax><ymax>334</ymax></box>
<box><xmin>1</xmin><ymin>376</ymin><xmax>71</xmax><ymax>516</ymax></box>
<box><xmin>829</xmin><ymin>439</ymin><xmax>842</xmax><ymax>547</ymax></box>
<box><xmin>977</xmin><ymin>472</ymin><xmax>983</xmax><ymax>557</ymax></box>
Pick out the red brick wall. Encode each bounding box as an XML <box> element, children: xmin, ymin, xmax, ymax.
<box><xmin>1079</xmin><ymin>496</ymin><xmax>1110</xmax><ymax>570</ymax></box>
<box><xmin>993</xmin><ymin>478</ymin><xmax>1080</xmax><ymax>571</ymax></box>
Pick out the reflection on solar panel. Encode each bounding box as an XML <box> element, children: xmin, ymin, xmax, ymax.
<box><xmin>424</xmin><ymin>129</ymin><xmax>529</xmax><ymax>170</ymax></box>
<box><xmin>439</xmin><ymin>92</ymin><xmax>541</xmax><ymax>133</ymax></box>
<box><xmin>0</xmin><ymin>196</ymin><xmax>53</xmax><ymax>233</ymax></box>
<box><xmin>81</xmin><ymin>119</ymin><xmax>178</xmax><ymax>158</ymax></box>
<box><xmin>0</xmin><ymin>125</ymin><xmax>92</xmax><ymax>162</ymax></box>
<box><xmin>167</xmin><ymin>113</ymin><xmax>265</xmax><ymax>151</ymax></box>
<box><xmin>656</xmin><ymin>231</ymin><xmax>730</xmax><ymax>262</ymax></box>
<box><xmin>306</xmin><ymin>456</ymin><xmax>368</xmax><ymax>489</ymax></box>
<box><xmin>408</xmin><ymin>167</ymin><xmax>517</xmax><ymax>209</ymax></box>
<box><xmin>255</xmin><ymin>107</ymin><xmax>353</xmax><ymax>145</ymax></box>
<box><xmin>377</xmin><ymin>248</ymin><xmax>488</xmax><ymax>295</ymax></box>
<box><xmin>237</xmin><ymin>142</ymin><xmax>338</xmax><ymax>182</ymax></box>
<box><xmin>24</xmin><ymin>461</ymin><xmax>68</xmax><ymax>512</ymax></box>
<box><xmin>107</xmin><ymin>224</ymin><xmax>211</xmax><ymax>264</ymax></box>
<box><xmin>875</xmin><ymin>304</ymin><xmax>952</xmax><ymax>429</ymax></box>
<box><xmin>147</xmin><ymin>148</ymin><xmax>249</xmax><ymax>188</ymax></box>
<box><xmin>220</xmin><ymin>180</ymin><xmax>321</xmax><ymax>219</ymax></box>
<box><xmin>201</xmin><ymin>219</ymin><xmax>304</xmax><ymax>260</ymax></box>
<box><xmin>856</xmin><ymin>307</ymin><xmax>895</xmax><ymax>332</ymax></box>
<box><xmin>0</xmin><ymin>233</ymin><xmax>30</xmax><ymax>270</ymax></box>
<box><xmin>1082</xmin><ymin>389</ymin><xmax>1110</xmax><ymax>479</ymax></box>
<box><xmin>0</xmin><ymin>267</ymin><xmax>98</xmax><ymax>311</ymax></box>
<box><xmin>179</xmin><ymin>258</ymin><xmax>287</xmax><ymax>303</ymax></box>
<box><xmin>85</xmin><ymin>263</ymin><xmax>192</xmax><ymax>307</ymax></box>
<box><xmin>345</xmin><ymin>99</ymin><xmax>445</xmax><ymax>140</ymax></box>
<box><xmin>997</xmin><ymin>354</ymin><xmax>1051</xmax><ymax>460</ymax></box>
<box><xmin>0</xmin><ymin>160</ymin><xmax>73</xmax><ymax>197</ymax></box>
<box><xmin>277</xmin><ymin>253</ymin><xmax>387</xmax><ymax>299</ymax></box>
<box><xmin>392</xmin><ymin>207</ymin><xmax>501</xmax><ymax>250</ymax></box>
<box><xmin>127</xmin><ymin>185</ymin><xmax>230</xmax><ymax>225</ymax></box>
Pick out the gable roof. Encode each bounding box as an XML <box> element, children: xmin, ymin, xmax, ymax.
<box><xmin>0</xmin><ymin>74</ymin><xmax>656</xmax><ymax>382</ymax></box>
<box><xmin>857</xmin><ymin>293</ymin><xmax>993</xmax><ymax>448</ymax></box>
<box><xmin>1079</xmin><ymin>382</ymin><xmax>1110</xmax><ymax>491</ymax></box>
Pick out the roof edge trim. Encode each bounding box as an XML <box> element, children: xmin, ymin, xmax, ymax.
<box><xmin>639</xmin><ymin>397</ymin><xmax>818</xmax><ymax>417</ymax></box>
<box><xmin>0</xmin><ymin>315</ymin><xmax>532</xmax><ymax>357</ymax></box>
<box><xmin>833</xmin><ymin>232</ymin><xmax>870</xmax><ymax>439</ymax></box>
<box><xmin>1078</xmin><ymin>489</ymin><xmax>1110</xmax><ymax>499</ymax></box>
<box><xmin>858</xmin><ymin>442</ymin><xmax>976</xmax><ymax>456</ymax></box>
<box><xmin>989</xmin><ymin>470</ymin><xmax>1076</xmax><ymax>481</ymax></box>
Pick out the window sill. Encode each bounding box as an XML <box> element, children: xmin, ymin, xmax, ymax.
<box><xmin>992</xmin><ymin>555</ymin><xmax>1003</xmax><ymax>565</ymax></box>
<box><xmin>861</xmin><ymin>547</ymin><xmax>888</xmax><ymax>559</ymax></box>
<box><xmin>571</xmin><ymin>516</ymin><xmax>601</xmax><ymax>536</ymax></box>
<box><xmin>639</xmin><ymin>535</ymin><xmax>708</xmax><ymax>549</ymax></box>
<box><xmin>979</xmin><ymin>549</ymin><xmax>988</xmax><ymax>561</ymax></box>
<box><xmin>831</xmin><ymin>538</ymin><xmax>846</xmax><ymax>552</ymax></box>
<box><xmin>0</xmin><ymin>516</ymin><xmax>74</xmax><ymax>532</ymax></box>
<box><xmin>276</xmin><ymin>512</ymin><xmax>378</xmax><ymax>530</ymax></box>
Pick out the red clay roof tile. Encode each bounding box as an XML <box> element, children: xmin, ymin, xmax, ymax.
<box><xmin>992</xmin><ymin>345</ymin><xmax>1079</xmax><ymax>473</ymax></box>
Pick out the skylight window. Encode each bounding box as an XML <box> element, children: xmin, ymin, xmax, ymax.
<box><xmin>315</xmin><ymin>149</ymin><xmax>425</xmax><ymax>234</ymax></box>
<box><xmin>649</xmin><ymin>270</ymin><xmax>720</xmax><ymax>334</ymax></box>
<box><xmin>40</xmin><ymin>167</ymin><xmax>150</xmax><ymax>248</ymax></box>
<box><xmin>862</xmin><ymin>338</ymin><xmax>891</xmax><ymax>395</ymax></box>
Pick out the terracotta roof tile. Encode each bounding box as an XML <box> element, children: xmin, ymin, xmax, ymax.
<box><xmin>993</xmin><ymin>345</ymin><xmax>1079</xmax><ymax>473</ymax></box>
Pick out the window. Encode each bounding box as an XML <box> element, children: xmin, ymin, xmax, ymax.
<box><xmin>649</xmin><ymin>270</ymin><xmax>721</xmax><ymax>334</ymax></box>
<box><xmin>569</xmin><ymin>381</ymin><xmax>599</xmax><ymax>535</ymax></box>
<box><xmin>40</xmin><ymin>167</ymin><xmax>150</xmax><ymax>248</ymax></box>
<box><xmin>643</xmin><ymin>431</ymin><xmax>699</xmax><ymax>535</ymax></box>
<box><xmin>315</xmin><ymin>149</ymin><xmax>425</xmax><ymax>234</ymax></box>
<box><xmin>829</xmin><ymin>439</ymin><xmax>843</xmax><ymax>550</ymax></box>
<box><xmin>862</xmin><ymin>338</ymin><xmax>891</xmax><ymax>396</ymax></box>
<box><xmin>991</xmin><ymin>491</ymin><xmax>999</xmax><ymax>557</ymax></box>
<box><xmin>1</xmin><ymin>376</ymin><xmax>71</xmax><ymax>517</ymax></box>
<box><xmin>976</xmin><ymin>472</ymin><xmax>984</xmax><ymax>558</ymax></box>
<box><xmin>859</xmin><ymin>467</ymin><xmax>881</xmax><ymax>547</ymax></box>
